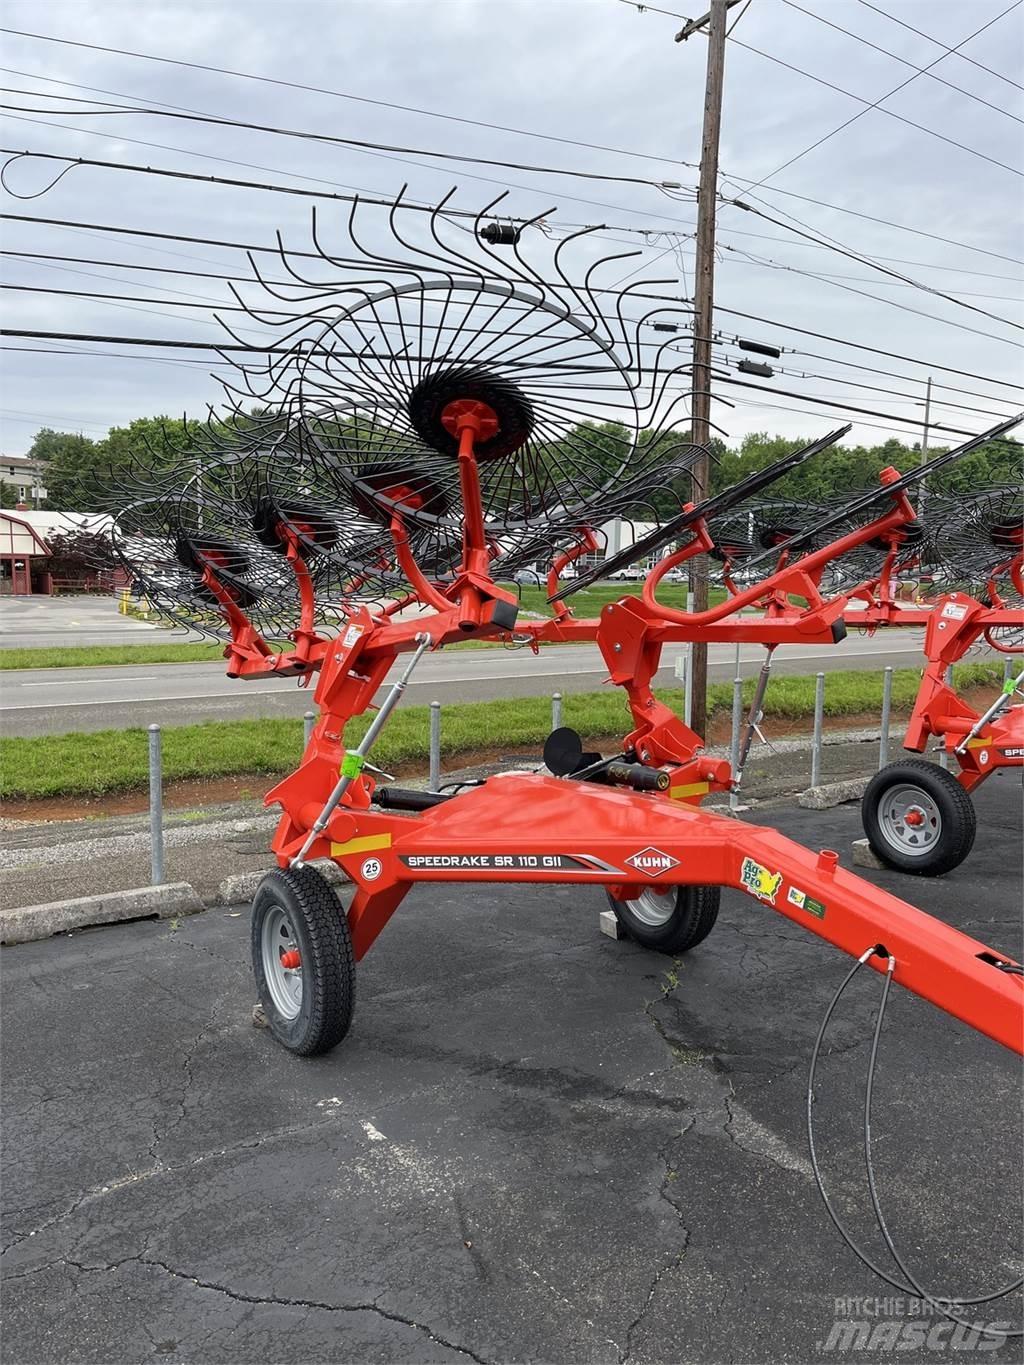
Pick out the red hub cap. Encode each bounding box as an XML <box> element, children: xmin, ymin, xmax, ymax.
<box><xmin>280</xmin><ymin>949</ymin><xmax>301</xmax><ymax>969</ymax></box>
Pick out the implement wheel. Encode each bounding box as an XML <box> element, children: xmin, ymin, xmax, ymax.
<box><xmin>861</xmin><ymin>759</ymin><xmax>976</xmax><ymax>877</ymax></box>
<box><xmin>607</xmin><ymin>884</ymin><xmax>720</xmax><ymax>953</ymax></box>
<box><xmin>251</xmin><ymin>866</ymin><xmax>355</xmax><ymax>1055</ymax></box>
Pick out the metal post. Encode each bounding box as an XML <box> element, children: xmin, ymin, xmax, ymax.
<box><xmin>429</xmin><ymin>700</ymin><xmax>442</xmax><ymax>793</ymax></box>
<box><xmin>879</xmin><ymin>666</ymin><xmax>893</xmax><ymax>770</ymax></box>
<box><xmin>1005</xmin><ymin>657</ymin><xmax>1015</xmax><ymax>686</ymax></box>
<box><xmin>551</xmin><ymin>691</ymin><xmax>563</xmax><ymax>732</ymax></box>
<box><xmin>918</xmin><ymin>376</ymin><xmax>932</xmax><ymax>521</ymax></box>
<box><xmin>303</xmin><ymin>710</ymin><xmax>316</xmax><ymax>747</ymax></box>
<box><xmin>728</xmin><ymin>675</ymin><xmax>743</xmax><ymax>812</ymax></box>
<box><xmin>148</xmin><ymin>724</ymin><xmax>164</xmax><ymax>886</ymax></box>
<box><xmin>810</xmin><ymin>672</ymin><xmax>825</xmax><ymax>788</ymax></box>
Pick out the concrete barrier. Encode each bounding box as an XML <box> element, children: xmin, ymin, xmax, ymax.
<box><xmin>1</xmin><ymin>883</ymin><xmax>203</xmax><ymax>946</ymax></box>
<box><xmin>798</xmin><ymin>778</ymin><xmax>867</xmax><ymax>810</ymax></box>
<box><xmin>216</xmin><ymin>859</ymin><xmax>351</xmax><ymax>906</ymax></box>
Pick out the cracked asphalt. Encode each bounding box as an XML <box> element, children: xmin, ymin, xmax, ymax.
<box><xmin>2</xmin><ymin>777</ymin><xmax>1021</xmax><ymax>1364</ymax></box>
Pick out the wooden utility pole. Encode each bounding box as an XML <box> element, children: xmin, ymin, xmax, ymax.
<box><xmin>677</xmin><ymin>0</ymin><xmax>735</xmax><ymax>739</ymax></box>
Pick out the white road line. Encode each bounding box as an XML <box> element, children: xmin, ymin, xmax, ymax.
<box><xmin>21</xmin><ymin>675</ymin><xmax>158</xmax><ymax>687</ymax></box>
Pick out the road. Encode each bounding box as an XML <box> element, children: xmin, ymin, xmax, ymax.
<box><xmin>3</xmin><ymin>790</ymin><xmax>1021</xmax><ymax>1363</ymax></box>
<box><xmin>1</xmin><ymin>632</ymin><xmax>935</xmax><ymax>736</ymax></box>
<box><xmin>0</xmin><ymin>593</ymin><xmax>199</xmax><ymax>649</ymax></box>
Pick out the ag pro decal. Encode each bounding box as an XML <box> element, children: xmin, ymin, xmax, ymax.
<box><xmin>740</xmin><ymin>857</ymin><xmax>783</xmax><ymax>905</ymax></box>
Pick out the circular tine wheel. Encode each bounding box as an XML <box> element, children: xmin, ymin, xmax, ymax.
<box><xmin>607</xmin><ymin>884</ymin><xmax>720</xmax><ymax>953</ymax></box>
<box><xmin>861</xmin><ymin>759</ymin><xmax>977</xmax><ymax>877</ymax></box>
<box><xmin>251</xmin><ymin>866</ymin><xmax>355</xmax><ymax>1055</ymax></box>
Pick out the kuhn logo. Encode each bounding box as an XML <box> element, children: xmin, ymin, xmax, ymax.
<box><xmin>624</xmin><ymin>847</ymin><xmax>680</xmax><ymax>878</ymax></box>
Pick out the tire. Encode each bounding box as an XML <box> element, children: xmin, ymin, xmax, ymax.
<box><xmin>608</xmin><ymin>884</ymin><xmax>720</xmax><ymax>953</ymax></box>
<box><xmin>251</xmin><ymin>866</ymin><xmax>355</xmax><ymax>1055</ymax></box>
<box><xmin>861</xmin><ymin>759</ymin><xmax>977</xmax><ymax>877</ymax></box>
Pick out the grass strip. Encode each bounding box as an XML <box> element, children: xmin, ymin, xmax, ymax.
<box><xmin>0</xmin><ymin>664</ymin><xmax>1003</xmax><ymax>802</ymax></box>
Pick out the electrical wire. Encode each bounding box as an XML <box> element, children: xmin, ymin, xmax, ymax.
<box><xmin>616</xmin><ymin>0</ymin><xmax>1024</xmax><ymax>176</ymax></box>
<box><xmin>857</xmin><ymin>0</ymin><xmax>1024</xmax><ymax>94</ymax></box>
<box><xmin>4</xmin><ymin>137</ymin><xmax>1016</xmax><ymax>351</ymax></box>
<box><xmin>808</xmin><ymin>949</ymin><xmax>1023</xmax><ymax>1339</ymax></box>
<box><xmin>736</xmin><ymin>0</ymin><xmax>1023</xmax><ymax>194</ymax></box>
<box><xmin>5</xmin><ymin>21</ymin><xmax>1023</xmax><ymax>268</ymax></box>
<box><xmin>779</xmin><ymin>0</ymin><xmax>1023</xmax><ymax>125</ymax></box>
<box><xmin>0</xmin><ymin>86</ymin><xmax>694</xmax><ymax>189</ymax></box>
<box><xmin>5</xmin><ymin>211</ymin><xmax>1021</xmax><ymax>395</ymax></box>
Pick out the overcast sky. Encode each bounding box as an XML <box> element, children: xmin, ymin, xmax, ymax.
<box><xmin>1</xmin><ymin>0</ymin><xmax>1022</xmax><ymax>462</ymax></box>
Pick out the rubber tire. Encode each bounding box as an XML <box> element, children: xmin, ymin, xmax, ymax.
<box><xmin>861</xmin><ymin>759</ymin><xmax>977</xmax><ymax>877</ymax></box>
<box><xmin>251</xmin><ymin>866</ymin><xmax>355</xmax><ymax>1056</ymax></box>
<box><xmin>607</xmin><ymin>884</ymin><xmax>720</xmax><ymax>954</ymax></box>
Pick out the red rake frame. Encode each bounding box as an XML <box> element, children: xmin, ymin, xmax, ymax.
<box><xmin>198</xmin><ymin>415</ymin><xmax>1023</xmax><ymax>1059</ymax></box>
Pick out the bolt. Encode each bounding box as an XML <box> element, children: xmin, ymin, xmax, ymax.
<box><xmin>613</xmin><ymin>642</ymin><xmax>622</xmax><ymax>653</ymax></box>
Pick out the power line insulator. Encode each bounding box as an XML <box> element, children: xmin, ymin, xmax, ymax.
<box><xmin>652</xmin><ymin>322</ymin><xmax>680</xmax><ymax>333</ymax></box>
<box><xmin>479</xmin><ymin>222</ymin><xmax>521</xmax><ymax>246</ymax></box>
<box><xmin>738</xmin><ymin>359</ymin><xmax>774</xmax><ymax>378</ymax></box>
<box><xmin>738</xmin><ymin>338</ymin><xmax>781</xmax><ymax>359</ymax></box>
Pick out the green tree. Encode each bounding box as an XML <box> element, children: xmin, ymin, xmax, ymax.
<box><xmin>28</xmin><ymin>428</ymin><xmax>99</xmax><ymax>510</ymax></box>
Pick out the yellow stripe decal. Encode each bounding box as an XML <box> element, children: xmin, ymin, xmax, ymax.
<box><xmin>669</xmin><ymin>781</ymin><xmax>711</xmax><ymax>800</ymax></box>
<box><xmin>330</xmin><ymin>833</ymin><xmax>393</xmax><ymax>858</ymax></box>
<box><xmin>966</xmin><ymin>737</ymin><xmax>992</xmax><ymax>749</ymax></box>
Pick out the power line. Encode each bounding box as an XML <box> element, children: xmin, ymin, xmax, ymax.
<box><xmin>778</xmin><ymin>0</ymin><xmax>1023</xmax><ymax>125</ymax></box>
<box><xmin>6</xmin><ymin>133</ymin><xmax>1014</xmax><ymax>346</ymax></box>
<box><xmin>7</xmin><ymin>246</ymin><xmax>1020</xmax><ymax>415</ymax></box>
<box><xmin>857</xmin><ymin>0</ymin><xmax>1024</xmax><ymax>93</ymax></box>
<box><xmin>0</xmin><ymin>26</ymin><xmax>701</xmax><ymax>169</ymax></box>
<box><xmin>717</xmin><ymin>193</ymin><xmax>1024</xmax><ymax>336</ymax></box>
<box><xmin>0</xmin><ymin>86</ymin><xmax>695</xmax><ymax>190</ymax></box>
<box><xmin>616</xmin><ymin>0</ymin><xmax>1024</xmax><ymax>177</ymax></box>
<box><xmin>0</xmin><ymin>324</ymin><xmax>1004</xmax><ymax>439</ymax></box>
<box><xmin>6</xmin><ymin>21</ymin><xmax>1023</xmax><ymax>269</ymax></box>
<box><xmin>740</xmin><ymin>0</ymin><xmax>1023</xmax><ymax>192</ymax></box>
<box><xmin>5</xmin><ymin>210</ymin><xmax>1021</xmax><ymax>395</ymax></box>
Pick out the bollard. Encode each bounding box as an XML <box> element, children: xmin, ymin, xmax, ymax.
<box><xmin>552</xmin><ymin>691</ymin><xmax>563</xmax><ymax>732</ymax></box>
<box><xmin>1005</xmin><ymin>658</ymin><xmax>1015</xmax><ymax>686</ymax></box>
<box><xmin>428</xmin><ymin>700</ymin><xmax>441</xmax><ymax>793</ymax></box>
<box><xmin>148</xmin><ymin>724</ymin><xmax>164</xmax><ymax>886</ymax></box>
<box><xmin>728</xmin><ymin>675</ymin><xmax>743</xmax><ymax>811</ymax></box>
<box><xmin>810</xmin><ymin>672</ymin><xmax>825</xmax><ymax>788</ymax></box>
<box><xmin>303</xmin><ymin>710</ymin><xmax>316</xmax><ymax>747</ymax></box>
<box><xmin>878</xmin><ymin>666</ymin><xmax>893</xmax><ymax>769</ymax></box>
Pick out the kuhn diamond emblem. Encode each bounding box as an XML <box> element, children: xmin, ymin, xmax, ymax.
<box><xmin>624</xmin><ymin>847</ymin><xmax>680</xmax><ymax>878</ymax></box>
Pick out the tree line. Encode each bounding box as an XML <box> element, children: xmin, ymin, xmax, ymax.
<box><xmin>18</xmin><ymin>414</ymin><xmax>1022</xmax><ymax>515</ymax></box>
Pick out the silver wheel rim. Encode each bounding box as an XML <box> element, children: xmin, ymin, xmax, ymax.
<box><xmin>626</xmin><ymin>886</ymin><xmax>678</xmax><ymax>928</ymax></box>
<box><xmin>878</xmin><ymin>783</ymin><xmax>942</xmax><ymax>857</ymax></box>
<box><xmin>261</xmin><ymin>905</ymin><xmax>303</xmax><ymax>1020</ymax></box>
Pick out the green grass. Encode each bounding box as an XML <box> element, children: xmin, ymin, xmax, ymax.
<box><xmin>0</xmin><ymin>643</ymin><xmax>229</xmax><ymax>670</ymax></box>
<box><xmin>0</xmin><ymin>663</ymin><xmax>1004</xmax><ymax>802</ymax></box>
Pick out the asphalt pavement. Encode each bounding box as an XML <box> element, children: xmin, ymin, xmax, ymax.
<box><xmin>1</xmin><ymin>634</ymin><xmax>933</xmax><ymax>737</ymax></box>
<box><xmin>3</xmin><ymin>788</ymin><xmax>1021</xmax><ymax>1364</ymax></box>
<box><xmin>0</xmin><ymin>594</ymin><xmax>188</xmax><ymax>649</ymax></box>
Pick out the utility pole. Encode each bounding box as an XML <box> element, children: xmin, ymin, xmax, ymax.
<box><xmin>676</xmin><ymin>0</ymin><xmax>737</xmax><ymax>738</ymax></box>
<box><xmin>918</xmin><ymin>375</ymin><xmax>933</xmax><ymax>517</ymax></box>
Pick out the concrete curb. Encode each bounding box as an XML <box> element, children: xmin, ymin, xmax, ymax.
<box><xmin>851</xmin><ymin>838</ymin><xmax>888</xmax><ymax>870</ymax></box>
<box><xmin>798</xmin><ymin>778</ymin><xmax>867</xmax><ymax>810</ymax></box>
<box><xmin>215</xmin><ymin>859</ymin><xmax>351</xmax><ymax>906</ymax></box>
<box><xmin>0</xmin><ymin>883</ymin><xmax>203</xmax><ymax>946</ymax></box>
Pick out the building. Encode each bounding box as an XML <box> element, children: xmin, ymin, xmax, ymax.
<box><xmin>0</xmin><ymin>455</ymin><xmax>47</xmax><ymax>507</ymax></box>
<box><xmin>0</xmin><ymin>510</ymin><xmax>113</xmax><ymax>595</ymax></box>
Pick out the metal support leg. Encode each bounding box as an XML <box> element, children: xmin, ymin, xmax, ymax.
<box><xmin>291</xmin><ymin>634</ymin><xmax>433</xmax><ymax>868</ymax></box>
